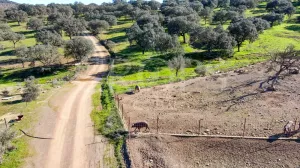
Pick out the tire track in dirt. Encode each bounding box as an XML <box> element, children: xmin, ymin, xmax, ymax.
<box><xmin>25</xmin><ymin>35</ymin><xmax>111</xmax><ymax>168</ymax></box>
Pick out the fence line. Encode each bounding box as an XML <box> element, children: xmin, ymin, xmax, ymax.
<box><xmin>123</xmin><ymin>114</ymin><xmax>300</xmax><ymax>139</ymax></box>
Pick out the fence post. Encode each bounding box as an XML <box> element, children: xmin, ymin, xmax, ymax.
<box><xmin>198</xmin><ymin>119</ymin><xmax>202</xmax><ymax>135</ymax></box>
<box><xmin>121</xmin><ymin>104</ymin><xmax>124</xmax><ymax>118</ymax></box>
<box><xmin>4</xmin><ymin>118</ymin><xmax>7</xmax><ymax>129</ymax></box>
<box><xmin>294</xmin><ymin>118</ymin><xmax>297</xmax><ymax>131</ymax></box>
<box><xmin>157</xmin><ymin>115</ymin><xmax>159</xmax><ymax>134</ymax></box>
<box><xmin>128</xmin><ymin>117</ymin><xmax>131</xmax><ymax>140</ymax></box>
<box><xmin>243</xmin><ymin>118</ymin><xmax>247</xmax><ymax>138</ymax></box>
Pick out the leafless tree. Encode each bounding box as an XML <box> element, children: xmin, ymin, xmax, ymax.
<box><xmin>260</xmin><ymin>45</ymin><xmax>300</xmax><ymax>91</ymax></box>
<box><xmin>168</xmin><ymin>54</ymin><xmax>191</xmax><ymax>77</ymax></box>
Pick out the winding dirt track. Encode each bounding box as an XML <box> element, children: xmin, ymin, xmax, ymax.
<box><xmin>25</xmin><ymin>35</ymin><xmax>110</xmax><ymax>168</ymax></box>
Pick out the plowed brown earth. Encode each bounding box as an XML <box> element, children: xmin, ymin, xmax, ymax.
<box><xmin>128</xmin><ymin>135</ymin><xmax>300</xmax><ymax>168</ymax></box>
<box><xmin>120</xmin><ymin>62</ymin><xmax>300</xmax><ymax>167</ymax></box>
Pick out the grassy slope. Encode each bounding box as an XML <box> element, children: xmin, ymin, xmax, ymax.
<box><xmin>103</xmin><ymin>5</ymin><xmax>300</xmax><ymax>93</ymax></box>
<box><xmin>0</xmin><ymin>22</ymin><xmax>73</xmax><ymax>89</ymax></box>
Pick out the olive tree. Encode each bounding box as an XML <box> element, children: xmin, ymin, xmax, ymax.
<box><xmin>28</xmin><ymin>45</ymin><xmax>61</xmax><ymax>67</ymax></box>
<box><xmin>262</xmin><ymin>12</ymin><xmax>284</xmax><ymax>27</ymax></box>
<box><xmin>35</xmin><ymin>30</ymin><xmax>63</xmax><ymax>46</ymax></box>
<box><xmin>87</xmin><ymin>20</ymin><xmax>109</xmax><ymax>36</ymax></box>
<box><xmin>168</xmin><ymin>53</ymin><xmax>191</xmax><ymax>77</ymax></box>
<box><xmin>260</xmin><ymin>45</ymin><xmax>300</xmax><ymax>91</ymax></box>
<box><xmin>199</xmin><ymin>7</ymin><xmax>213</xmax><ymax>24</ymax></box>
<box><xmin>5</xmin><ymin>32</ymin><xmax>25</xmax><ymax>48</ymax></box>
<box><xmin>27</xmin><ymin>17</ymin><xmax>44</xmax><ymax>30</ymax></box>
<box><xmin>167</xmin><ymin>16</ymin><xmax>196</xmax><ymax>43</ymax></box>
<box><xmin>228</xmin><ymin>18</ymin><xmax>258</xmax><ymax>52</ymax></box>
<box><xmin>64</xmin><ymin>37</ymin><xmax>94</xmax><ymax>62</ymax></box>
<box><xmin>22</xmin><ymin>76</ymin><xmax>39</xmax><ymax>103</ymax></box>
<box><xmin>190</xmin><ymin>26</ymin><xmax>236</xmax><ymax>56</ymax></box>
<box><xmin>5</xmin><ymin>9</ymin><xmax>28</xmax><ymax>25</ymax></box>
<box><xmin>15</xmin><ymin>46</ymin><xmax>30</xmax><ymax>68</ymax></box>
<box><xmin>60</xmin><ymin>18</ymin><xmax>87</xmax><ymax>39</ymax></box>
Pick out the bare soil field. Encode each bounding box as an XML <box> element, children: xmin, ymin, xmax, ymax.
<box><xmin>120</xmin><ymin>62</ymin><xmax>300</xmax><ymax>137</ymax></box>
<box><xmin>119</xmin><ymin>62</ymin><xmax>300</xmax><ymax>167</ymax></box>
<box><xmin>128</xmin><ymin>135</ymin><xmax>300</xmax><ymax>168</ymax></box>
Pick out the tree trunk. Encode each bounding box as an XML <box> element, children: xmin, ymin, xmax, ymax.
<box><xmin>183</xmin><ymin>33</ymin><xmax>186</xmax><ymax>44</ymax></box>
<box><xmin>22</xmin><ymin>62</ymin><xmax>24</xmax><ymax>68</ymax></box>
<box><xmin>13</xmin><ymin>42</ymin><xmax>16</xmax><ymax>48</ymax></box>
<box><xmin>271</xmin><ymin>22</ymin><xmax>274</xmax><ymax>27</ymax></box>
<box><xmin>18</xmin><ymin>21</ymin><xmax>20</xmax><ymax>26</ymax></box>
<box><xmin>142</xmin><ymin>49</ymin><xmax>145</xmax><ymax>55</ymax></box>
<box><xmin>176</xmin><ymin>69</ymin><xmax>179</xmax><ymax>77</ymax></box>
<box><xmin>237</xmin><ymin>43</ymin><xmax>241</xmax><ymax>52</ymax></box>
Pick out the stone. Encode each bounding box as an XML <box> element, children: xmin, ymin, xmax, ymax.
<box><xmin>204</xmin><ymin>129</ymin><xmax>210</xmax><ymax>133</ymax></box>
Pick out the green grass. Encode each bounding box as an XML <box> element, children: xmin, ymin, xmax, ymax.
<box><xmin>0</xmin><ymin>80</ymin><xmax>70</xmax><ymax>167</ymax></box>
<box><xmin>101</xmin><ymin>4</ymin><xmax>300</xmax><ymax>94</ymax></box>
<box><xmin>90</xmin><ymin>81</ymin><xmax>125</xmax><ymax>168</ymax></box>
<box><xmin>0</xmin><ymin>138</ymin><xmax>29</xmax><ymax>168</ymax></box>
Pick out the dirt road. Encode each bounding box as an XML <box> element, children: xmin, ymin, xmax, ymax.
<box><xmin>25</xmin><ymin>35</ymin><xmax>113</xmax><ymax>168</ymax></box>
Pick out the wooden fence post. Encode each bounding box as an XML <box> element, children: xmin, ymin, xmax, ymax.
<box><xmin>157</xmin><ymin>115</ymin><xmax>159</xmax><ymax>134</ymax></box>
<box><xmin>128</xmin><ymin>117</ymin><xmax>131</xmax><ymax>140</ymax></box>
<box><xmin>243</xmin><ymin>118</ymin><xmax>247</xmax><ymax>138</ymax></box>
<box><xmin>121</xmin><ymin>104</ymin><xmax>124</xmax><ymax>118</ymax></box>
<box><xmin>198</xmin><ymin>119</ymin><xmax>202</xmax><ymax>135</ymax></box>
<box><xmin>294</xmin><ymin>118</ymin><xmax>297</xmax><ymax>131</ymax></box>
<box><xmin>4</xmin><ymin>118</ymin><xmax>7</xmax><ymax>129</ymax></box>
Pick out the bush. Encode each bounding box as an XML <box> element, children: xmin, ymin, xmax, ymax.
<box><xmin>195</xmin><ymin>64</ymin><xmax>207</xmax><ymax>76</ymax></box>
<box><xmin>21</xmin><ymin>76</ymin><xmax>39</xmax><ymax>103</ymax></box>
<box><xmin>0</xmin><ymin>129</ymin><xmax>16</xmax><ymax>163</ymax></box>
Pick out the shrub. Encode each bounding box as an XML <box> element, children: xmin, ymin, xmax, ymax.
<box><xmin>195</xmin><ymin>64</ymin><xmax>207</xmax><ymax>76</ymax></box>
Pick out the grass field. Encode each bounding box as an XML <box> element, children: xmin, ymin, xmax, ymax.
<box><xmin>102</xmin><ymin>5</ymin><xmax>300</xmax><ymax>93</ymax></box>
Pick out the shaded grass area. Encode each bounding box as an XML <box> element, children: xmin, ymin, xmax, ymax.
<box><xmin>0</xmin><ymin>65</ymin><xmax>75</xmax><ymax>89</ymax></box>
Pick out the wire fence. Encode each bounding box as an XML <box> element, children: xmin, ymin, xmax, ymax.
<box><xmin>113</xmin><ymin>97</ymin><xmax>300</xmax><ymax>138</ymax></box>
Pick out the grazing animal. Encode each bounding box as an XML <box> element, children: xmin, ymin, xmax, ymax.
<box><xmin>135</xmin><ymin>85</ymin><xmax>140</xmax><ymax>93</ymax></box>
<box><xmin>132</xmin><ymin>121</ymin><xmax>150</xmax><ymax>132</ymax></box>
<box><xmin>283</xmin><ymin>121</ymin><xmax>294</xmax><ymax>135</ymax></box>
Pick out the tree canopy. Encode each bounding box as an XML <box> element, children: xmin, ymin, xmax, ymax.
<box><xmin>64</xmin><ymin>37</ymin><xmax>94</xmax><ymax>62</ymax></box>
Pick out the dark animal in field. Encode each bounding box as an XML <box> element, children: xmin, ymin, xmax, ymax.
<box><xmin>132</xmin><ymin>121</ymin><xmax>150</xmax><ymax>132</ymax></box>
<box><xmin>135</xmin><ymin>85</ymin><xmax>140</xmax><ymax>93</ymax></box>
<box><xmin>283</xmin><ymin>121</ymin><xmax>294</xmax><ymax>136</ymax></box>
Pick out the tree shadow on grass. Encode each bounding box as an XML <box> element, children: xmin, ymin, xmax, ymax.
<box><xmin>0</xmin><ymin>49</ymin><xmax>14</xmax><ymax>56</ymax></box>
<box><xmin>106</xmin><ymin>27</ymin><xmax>127</xmax><ymax>35</ymax></box>
<box><xmin>0</xmin><ymin>58</ymin><xmax>19</xmax><ymax>65</ymax></box>
<box><xmin>185</xmin><ymin>51</ymin><xmax>229</xmax><ymax>61</ymax></box>
<box><xmin>250</xmin><ymin>9</ymin><xmax>266</xmax><ymax>14</ymax></box>
<box><xmin>18</xmin><ymin>30</ymin><xmax>36</xmax><ymax>36</ymax></box>
<box><xmin>2</xmin><ymin>99</ymin><xmax>22</xmax><ymax>105</ymax></box>
<box><xmin>109</xmin><ymin>35</ymin><xmax>127</xmax><ymax>43</ymax></box>
<box><xmin>142</xmin><ymin>58</ymin><xmax>167</xmax><ymax>72</ymax></box>
<box><xmin>1</xmin><ymin>65</ymin><xmax>70</xmax><ymax>83</ymax></box>
<box><xmin>111</xmin><ymin>64</ymin><xmax>143</xmax><ymax>76</ymax></box>
<box><xmin>285</xmin><ymin>25</ymin><xmax>300</xmax><ymax>33</ymax></box>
